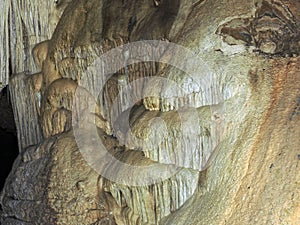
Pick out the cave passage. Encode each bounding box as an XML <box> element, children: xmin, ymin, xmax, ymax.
<box><xmin>0</xmin><ymin>87</ymin><xmax>19</xmax><ymax>191</ymax></box>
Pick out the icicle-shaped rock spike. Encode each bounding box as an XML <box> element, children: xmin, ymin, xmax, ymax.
<box><xmin>0</xmin><ymin>0</ymin><xmax>10</xmax><ymax>91</ymax></box>
<box><xmin>9</xmin><ymin>73</ymin><xmax>43</xmax><ymax>152</ymax></box>
<box><xmin>101</xmin><ymin>149</ymin><xmax>199</xmax><ymax>225</ymax></box>
<box><xmin>124</xmin><ymin>105</ymin><xmax>216</xmax><ymax>171</ymax></box>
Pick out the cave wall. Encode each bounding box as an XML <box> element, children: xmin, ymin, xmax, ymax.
<box><xmin>0</xmin><ymin>0</ymin><xmax>69</xmax><ymax>91</ymax></box>
<box><xmin>0</xmin><ymin>0</ymin><xmax>299</xmax><ymax>225</ymax></box>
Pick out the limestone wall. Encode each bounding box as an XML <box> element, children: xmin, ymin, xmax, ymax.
<box><xmin>1</xmin><ymin>0</ymin><xmax>299</xmax><ymax>224</ymax></box>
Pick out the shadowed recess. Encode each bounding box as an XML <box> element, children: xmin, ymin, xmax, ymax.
<box><xmin>0</xmin><ymin>86</ymin><xmax>19</xmax><ymax>191</ymax></box>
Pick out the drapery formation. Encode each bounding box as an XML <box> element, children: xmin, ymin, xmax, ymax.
<box><xmin>0</xmin><ymin>0</ymin><xmax>67</xmax><ymax>90</ymax></box>
<box><xmin>1</xmin><ymin>0</ymin><xmax>299</xmax><ymax>224</ymax></box>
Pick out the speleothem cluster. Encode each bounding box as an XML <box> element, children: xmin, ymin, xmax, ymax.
<box><xmin>1</xmin><ymin>0</ymin><xmax>299</xmax><ymax>224</ymax></box>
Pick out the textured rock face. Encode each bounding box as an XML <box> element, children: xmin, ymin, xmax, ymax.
<box><xmin>0</xmin><ymin>0</ymin><xmax>70</xmax><ymax>91</ymax></box>
<box><xmin>1</xmin><ymin>0</ymin><xmax>300</xmax><ymax>225</ymax></box>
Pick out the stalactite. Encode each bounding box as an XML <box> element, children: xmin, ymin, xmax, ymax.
<box><xmin>0</xmin><ymin>0</ymin><xmax>10</xmax><ymax>91</ymax></box>
<box><xmin>102</xmin><ymin>150</ymin><xmax>199</xmax><ymax>225</ymax></box>
<box><xmin>9</xmin><ymin>73</ymin><xmax>42</xmax><ymax>152</ymax></box>
<box><xmin>0</xmin><ymin>0</ymin><xmax>70</xmax><ymax>90</ymax></box>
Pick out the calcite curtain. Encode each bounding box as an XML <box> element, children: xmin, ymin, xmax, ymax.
<box><xmin>0</xmin><ymin>0</ymin><xmax>299</xmax><ymax>225</ymax></box>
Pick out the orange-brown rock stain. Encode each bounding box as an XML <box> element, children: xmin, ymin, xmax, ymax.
<box><xmin>228</xmin><ymin>56</ymin><xmax>300</xmax><ymax>224</ymax></box>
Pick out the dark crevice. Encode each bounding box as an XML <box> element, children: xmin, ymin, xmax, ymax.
<box><xmin>0</xmin><ymin>86</ymin><xmax>19</xmax><ymax>191</ymax></box>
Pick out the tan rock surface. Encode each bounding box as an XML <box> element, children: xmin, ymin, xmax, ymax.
<box><xmin>1</xmin><ymin>0</ymin><xmax>299</xmax><ymax>224</ymax></box>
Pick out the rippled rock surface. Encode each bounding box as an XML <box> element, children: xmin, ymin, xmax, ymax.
<box><xmin>1</xmin><ymin>0</ymin><xmax>300</xmax><ymax>225</ymax></box>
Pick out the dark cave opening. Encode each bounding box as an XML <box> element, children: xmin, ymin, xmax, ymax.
<box><xmin>0</xmin><ymin>86</ymin><xmax>19</xmax><ymax>191</ymax></box>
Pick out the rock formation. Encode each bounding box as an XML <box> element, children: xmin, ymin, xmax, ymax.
<box><xmin>0</xmin><ymin>0</ymin><xmax>299</xmax><ymax>224</ymax></box>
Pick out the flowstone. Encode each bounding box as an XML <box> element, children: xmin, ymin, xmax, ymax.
<box><xmin>1</xmin><ymin>0</ymin><xmax>299</xmax><ymax>225</ymax></box>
